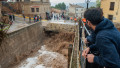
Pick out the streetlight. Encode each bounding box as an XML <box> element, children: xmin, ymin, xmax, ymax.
<box><xmin>85</xmin><ymin>0</ymin><xmax>91</xmax><ymax>9</ymax></box>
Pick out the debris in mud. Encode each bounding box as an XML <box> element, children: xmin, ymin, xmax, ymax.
<box><xmin>38</xmin><ymin>46</ymin><xmax>68</xmax><ymax>68</ymax></box>
<box><xmin>10</xmin><ymin>32</ymin><xmax>75</xmax><ymax>68</ymax></box>
<box><xmin>44</xmin><ymin>32</ymin><xmax>75</xmax><ymax>58</ymax></box>
<box><xmin>17</xmin><ymin>46</ymin><xmax>67</xmax><ymax>68</ymax></box>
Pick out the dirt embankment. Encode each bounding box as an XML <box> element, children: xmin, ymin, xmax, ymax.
<box><xmin>9</xmin><ymin>32</ymin><xmax>75</xmax><ymax>68</ymax></box>
<box><xmin>44</xmin><ymin>32</ymin><xmax>75</xmax><ymax>59</ymax></box>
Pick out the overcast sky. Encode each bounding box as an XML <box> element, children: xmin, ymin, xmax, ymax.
<box><xmin>50</xmin><ymin>0</ymin><xmax>97</xmax><ymax>6</ymax></box>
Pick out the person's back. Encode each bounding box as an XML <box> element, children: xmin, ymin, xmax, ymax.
<box><xmin>107</xmin><ymin>27</ymin><xmax>120</xmax><ymax>57</ymax></box>
<box><xmin>94</xmin><ymin>18</ymin><xmax>120</xmax><ymax>68</ymax></box>
<box><xmin>23</xmin><ymin>14</ymin><xmax>25</xmax><ymax>21</ymax></box>
<box><xmin>37</xmin><ymin>16</ymin><xmax>39</xmax><ymax>20</ymax></box>
<box><xmin>13</xmin><ymin>15</ymin><xmax>15</xmax><ymax>21</ymax></box>
<box><xmin>29</xmin><ymin>17</ymin><xmax>31</xmax><ymax>23</ymax></box>
<box><xmin>9</xmin><ymin>15</ymin><xmax>12</xmax><ymax>21</ymax></box>
<box><xmin>96</xmin><ymin>18</ymin><xmax>120</xmax><ymax>56</ymax></box>
<box><xmin>74</xmin><ymin>18</ymin><xmax>77</xmax><ymax>22</ymax></box>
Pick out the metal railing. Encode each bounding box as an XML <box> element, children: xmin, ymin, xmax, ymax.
<box><xmin>79</xmin><ymin>19</ymin><xmax>91</xmax><ymax>68</ymax></box>
<box><xmin>68</xmin><ymin>19</ymin><xmax>91</xmax><ymax>68</ymax></box>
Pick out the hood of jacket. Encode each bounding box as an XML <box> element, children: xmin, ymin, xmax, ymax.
<box><xmin>95</xmin><ymin>18</ymin><xmax>114</xmax><ymax>33</ymax></box>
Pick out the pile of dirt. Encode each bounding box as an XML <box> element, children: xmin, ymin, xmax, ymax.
<box><xmin>44</xmin><ymin>32</ymin><xmax>75</xmax><ymax>58</ymax></box>
<box><xmin>38</xmin><ymin>48</ymin><xmax>68</xmax><ymax>68</ymax></box>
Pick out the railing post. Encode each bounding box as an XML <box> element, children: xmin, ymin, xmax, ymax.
<box><xmin>79</xmin><ymin>19</ymin><xmax>82</xmax><ymax>51</ymax></box>
<box><xmin>68</xmin><ymin>44</ymin><xmax>73</xmax><ymax>68</ymax></box>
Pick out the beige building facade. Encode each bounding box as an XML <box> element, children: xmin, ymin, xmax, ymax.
<box><xmin>101</xmin><ymin>0</ymin><xmax>120</xmax><ymax>23</ymax></box>
<box><xmin>68</xmin><ymin>4</ymin><xmax>86</xmax><ymax>18</ymax></box>
<box><xmin>22</xmin><ymin>2</ymin><xmax>50</xmax><ymax>19</ymax></box>
<box><xmin>8</xmin><ymin>0</ymin><xmax>51</xmax><ymax>19</ymax></box>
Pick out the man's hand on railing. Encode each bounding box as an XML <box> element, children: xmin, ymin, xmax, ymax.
<box><xmin>87</xmin><ymin>54</ymin><xmax>95</xmax><ymax>63</ymax></box>
<box><xmin>84</xmin><ymin>38</ymin><xmax>89</xmax><ymax>44</ymax></box>
<box><xmin>82</xmin><ymin>47</ymin><xmax>90</xmax><ymax>59</ymax></box>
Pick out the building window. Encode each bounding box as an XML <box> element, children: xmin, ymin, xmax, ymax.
<box><xmin>31</xmin><ymin>8</ymin><xmax>35</xmax><ymax>12</ymax></box>
<box><xmin>24</xmin><ymin>0</ymin><xmax>30</xmax><ymax>2</ymax></box>
<box><xmin>16</xmin><ymin>0</ymin><xmax>19</xmax><ymax>2</ymax></box>
<box><xmin>76</xmin><ymin>9</ymin><xmax>78</xmax><ymax>11</ymax></box>
<box><xmin>81</xmin><ymin>9</ymin><xmax>82</xmax><ymax>11</ymax></box>
<box><xmin>108</xmin><ymin>15</ymin><xmax>113</xmax><ymax>21</ymax></box>
<box><xmin>36</xmin><ymin>8</ymin><xmax>39</xmax><ymax>12</ymax></box>
<box><xmin>81</xmin><ymin>9</ymin><xmax>83</xmax><ymax>11</ymax></box>
<box><xmin>44</xmin><ymin>8</ymin><xmax>45</xmax><ymax>11</ymax></box>
<box><xmin>109</xmin><ymin>2</ymin><xmax>115</xmax><ymax>10</ymax></box>
<box><xmin>41</xmin><ymin>0</ymin><xmax>43</xmax><ymax>2</ymax></box>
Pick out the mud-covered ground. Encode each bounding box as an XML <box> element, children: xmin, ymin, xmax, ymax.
<box><xmin>10</xmin><ymin>32</ymin><xmax>75</xmax><ymax>68</ymax></box>
<box><xmin>44</xmin><ymin>32</ymin><xmax>75</xmax><ymax>59</ymax></box>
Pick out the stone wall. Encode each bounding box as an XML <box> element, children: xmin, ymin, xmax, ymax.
<box><xmin>0</xmin><ymin>22</ymin><xmax>44</xmax><ymax>68</ymax></box>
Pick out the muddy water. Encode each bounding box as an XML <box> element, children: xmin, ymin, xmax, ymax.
<box><xmin>11</xmin><ymin>32</ymin><xmax>75</xmax><ymax>68</ymax></box>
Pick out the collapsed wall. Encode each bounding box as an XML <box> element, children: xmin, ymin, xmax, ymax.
<box><xmin>0</xmin><ymin>22</ymin><xmax>44</xmax><ymax>68</ymax></box>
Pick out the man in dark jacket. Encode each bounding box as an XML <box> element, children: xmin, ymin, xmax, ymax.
<box><xmin>82</xmin><ymin>8</ymin><xmax>120</xmax><ymax>68</ymax></box>
<box><xmin>9</xmin><ymin>14</ymin><xmax>12</xmax><ymax>21</ymax></box>
<box><xmin>13</xmin><ymin>14</ymin><xmax>15</xmax><ymax>21</ymax></box>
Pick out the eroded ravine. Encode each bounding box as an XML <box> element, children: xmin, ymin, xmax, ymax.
<box><xmin>10</xmin><ymin>32</ymin><xmax>75</xmax><ymax>68</ymax></box>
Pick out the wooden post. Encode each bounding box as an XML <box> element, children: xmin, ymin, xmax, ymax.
<box><xmin>68</xmin><ymin>44</ymin><xmax>73</xmax><ymax>68</ymax></box>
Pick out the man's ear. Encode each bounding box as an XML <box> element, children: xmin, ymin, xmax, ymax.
<box><xmin>87</xmin><ymin>20</ymin><xmax>91</xmax><ymax>26</ymax></box>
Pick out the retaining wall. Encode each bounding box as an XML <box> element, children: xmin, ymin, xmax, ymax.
<box><xmin>0</xmin><ymin>22</ymin><xmax>44</xmax><ymax>68</ymax></box>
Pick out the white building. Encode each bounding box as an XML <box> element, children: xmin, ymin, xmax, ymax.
<box><xmin>68</xmin><ymin>4</ymin><xmax>86</xmax><ymax>18</ymax></box>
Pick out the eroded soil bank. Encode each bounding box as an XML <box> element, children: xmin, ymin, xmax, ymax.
<box><xmin>10</xmin><ymin>32</ymin><xmax>75</xmax><ymax>68</ymax></box>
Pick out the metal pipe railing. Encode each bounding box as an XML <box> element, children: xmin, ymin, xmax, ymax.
<box><xmin>79</xmin><ymin>19</ymin><xmax>103</xmax><ymax>68</ymax></box>
<box><xmin>79</xmin><ymin>19</ymin><xmax>91</xmax><ymax>68</ymax></box>
<box><xmin>69</xmin><ymin>19</ymin><xmax>91</xmax><ymax>68</ymax></box>
<box><xmin>81</xmin><ymin>21</ymin><xmax>91</xmax><ymax>36</ymax></box>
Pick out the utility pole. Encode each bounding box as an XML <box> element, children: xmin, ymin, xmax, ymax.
<box><xmin>75</xmin><ymin>7</ymin><xmax>76</xmax><ymax>17</ymax></box>
<box><xmin>85</xmin><ymin>0</ymin><xmax>91</xmax><ymax>9</ymax></box>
